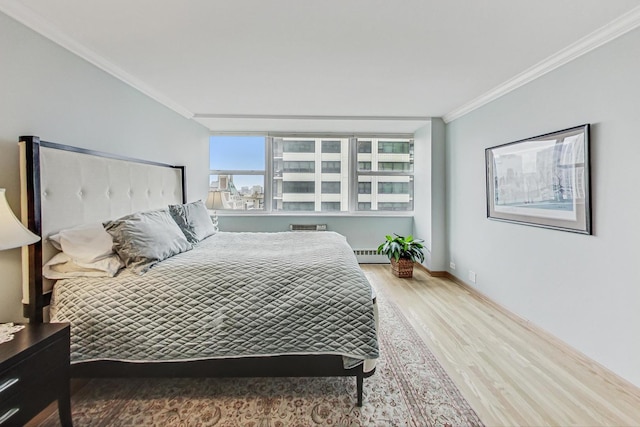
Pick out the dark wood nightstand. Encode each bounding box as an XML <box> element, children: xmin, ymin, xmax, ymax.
<box><xmin>0</xmin><ymin>323</ymin><xmax>72</xmax><ymax>427</ymax></box>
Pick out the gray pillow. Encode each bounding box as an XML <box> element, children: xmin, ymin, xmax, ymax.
<box><xmin>169</xmin><ymin>200</ymin><xmax>216</xmax><ymax>244</ymax></box>
<box><xmin>104</xmin><ymin>209</ymin><xmax>192</xmax><ymax>274</ymax></box>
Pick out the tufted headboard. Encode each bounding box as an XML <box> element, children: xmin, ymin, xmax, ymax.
<box><xmin>19</xmin><ymin>136</ymin><xmax>186</xmax><ymax>323</ymax></box>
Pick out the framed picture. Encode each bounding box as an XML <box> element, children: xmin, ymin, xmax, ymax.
<box><xmin>485</xmin><ymin>124</ymin><xmax>591</xmax><ymax>234</ymax></box>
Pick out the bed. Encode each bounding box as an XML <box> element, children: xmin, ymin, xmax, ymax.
<box><xmin>19</xmin><ymin>136</ymin><xmax>379</xmax><ymax>406</ymax></box>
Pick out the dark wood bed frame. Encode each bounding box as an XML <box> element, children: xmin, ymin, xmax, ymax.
<box><xmin>20</xmin><ymin>135</ymin><xmax>374</xmax><ymax>406</ymax></box>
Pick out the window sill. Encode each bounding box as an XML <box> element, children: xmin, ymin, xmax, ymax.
<box><xmin>212</xmin><ymin>210</ymin><xmax>414</xmax><ymax>218</ymax></box>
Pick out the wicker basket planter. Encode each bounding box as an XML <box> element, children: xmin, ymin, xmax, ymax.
<box><xmin>390</xmin><ymin>258</ymin><xmax>414</xmax><ymax>278</ymax></box>
<box><xmin>378</xmin><ymin>234</ymin><xmax>424</xmax><ymax>279</ymax></box>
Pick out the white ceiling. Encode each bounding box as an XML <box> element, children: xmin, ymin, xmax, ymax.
<box><xmin>2</xmin><ymin>0</ymin><xmax>640</xmax><ymax>133</ymax></box>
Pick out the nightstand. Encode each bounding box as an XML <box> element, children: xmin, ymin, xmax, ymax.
<box><xmin>0</xmin><ymin>323</ymin><xmax>72</xmax><ymax>427</ymax></box>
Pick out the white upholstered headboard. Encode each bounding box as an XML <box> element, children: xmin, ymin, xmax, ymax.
<box><xmin>19</xmin><ymin>136</ymin><xmax>185</xmax><ymax>322</ymax></box>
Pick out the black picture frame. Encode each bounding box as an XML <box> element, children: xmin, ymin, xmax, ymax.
<box><xmin>485</xmin><ymin>124</ymin><xmax>591</xmax><ymax>234</ymax></box>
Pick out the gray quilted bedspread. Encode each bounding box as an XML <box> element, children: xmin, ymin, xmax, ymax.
<box><xmin>50</xmin><ymin>231</ymin><xmax>379</xmax><ymax>367</ymax></box>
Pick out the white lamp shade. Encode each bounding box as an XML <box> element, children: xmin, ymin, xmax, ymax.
<box><xmin>0</xmin><ymin>188</ymin><xmax>40</xmax><ymax>250</ymax></box>
<box><xmin>205</xmin><ymin>190</ymin><xmax>226</xmax><ymax>210</ymax></box>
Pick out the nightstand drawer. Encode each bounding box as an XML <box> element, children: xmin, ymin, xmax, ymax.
<box><xmin>0</xmin><ymin>338</ymin><xmax>67</xmax><ymax>396</ymax></box>
<box><xmin>0</xmin><ymin>395</ymin><xmax>21</xmax><ymax>425</ymax></box>
<box><xmin>0</xmin><ymin>323</ymin><xmax>71</xmax><ymax>427</ymax></box>
<box><xmin>0</xmin><ymin>335</ymin><xmax>69</xmax><ymax>426</ymax></box>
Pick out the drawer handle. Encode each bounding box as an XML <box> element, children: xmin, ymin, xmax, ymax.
<box><xmin>0</xmin><ymin>378</ymin><xmax>19</xmax><ymax>394</ymax></box>
<box><xmin>0</xmin><ymin>407</ymin><xmax>20</xmax><ymax>425</ymax></box>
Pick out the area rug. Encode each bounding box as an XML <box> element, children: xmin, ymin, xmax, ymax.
<box><xmin>41</xmin><ymin>284</ymin><xmax>484</xmax><ymax>427</ymax></box>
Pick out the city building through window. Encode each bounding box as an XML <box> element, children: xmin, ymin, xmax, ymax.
<box><xmin>210</xmin><ymin>135</ymin><xmax>414</xmax><ymax>212</ymax></box>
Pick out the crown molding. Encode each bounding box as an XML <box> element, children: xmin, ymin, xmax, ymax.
<box><xmin>0</xmin><ymin>0</ymin><xmax>194</xmax><ymax>119</ymax></box>
<box><xmin>443</xmin><ymin>5</ymin><xmax>640</xmax><ymax>123</ymax></box>
<box><xmin>194</xmin><ymin>113</ymin><xmax>430</xmax><ymax>121</ymax></box>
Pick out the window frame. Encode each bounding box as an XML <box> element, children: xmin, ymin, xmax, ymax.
<box><xmin>351</xmin><ymin>137</ymin><xmax>414</xmax><ymax>213</ymax></box>
<box><xmin>209</xmin><ymin>136</ymin><xmax>269</xmax><ymax>212</ymax></box>
<box><xmin>210</xmin><ymin>133</ymin><xmax>414</xmax><ymax>216</ymax></box>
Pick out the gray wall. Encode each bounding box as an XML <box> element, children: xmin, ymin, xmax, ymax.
<box><xmin>0</xmin><ymin>12</ymin><xmax>210</xmax><ymax>322</ymax></box>
<box><xmin>446</xmin><ymin>27</ymin><xmax>640</xmax><ymax>386</ymax></box>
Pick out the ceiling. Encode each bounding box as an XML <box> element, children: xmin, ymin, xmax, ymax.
<box><xmin>2</xmin><ymin>0</ymin><xmax>640</xmax><ymax>133</ymax></box>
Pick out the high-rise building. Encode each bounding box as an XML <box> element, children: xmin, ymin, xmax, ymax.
<box><xmin>355</xmin><ymin>138</ymin><xmax>413</xmax><ymax>211</ymax></box>
<box><xmin>272</xmin><ymin>138</ymin><xmax>348</xmax><ymax>212</ymax></box>
<box><xmin>272</xmin><ymin>137</ymin><xmax>413</xmax><ymax>212</ymax></box>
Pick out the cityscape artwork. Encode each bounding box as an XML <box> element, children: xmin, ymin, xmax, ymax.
<box><xmin>485</xmin><ymin>124</ymin><xmax>591</xmax><ymax>234</ymax></box>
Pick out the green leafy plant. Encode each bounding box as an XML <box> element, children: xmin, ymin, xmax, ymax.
<box><xmin>377</xmin><ymin>234</ymin><xmax>425</xmax><ymax>263</ymax></box>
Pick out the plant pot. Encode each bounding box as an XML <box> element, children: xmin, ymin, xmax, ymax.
<box><xmin>390</xmin><ymin>258</ymin><xmax>414</xmax><ymax>278</ymax></box>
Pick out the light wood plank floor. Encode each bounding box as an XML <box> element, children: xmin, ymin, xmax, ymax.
<box><xmin>362</xmin><ymin>264</ymin><xmax>640</xmax><ymax>427</ymax></box>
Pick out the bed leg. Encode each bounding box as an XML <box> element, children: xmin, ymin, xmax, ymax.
<box><xmin>356</xmin><ymin>370</ymin><xmax>364</xmax><ymax>407</ymax></box>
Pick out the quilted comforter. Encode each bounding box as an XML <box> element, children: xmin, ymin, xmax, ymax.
<box><xmin>50</xmin><ymin>231</ymin><xmax>379</xmax><ymax>368</ymax></box>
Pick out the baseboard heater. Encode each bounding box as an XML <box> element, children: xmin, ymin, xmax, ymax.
<box><xmin>353</xmin><ymin>249</ymin><xmax>387</xmax><ymax>263</ymax></box>
<box><xmin>353</xmin><ymin>249</ymin><xmax>377</xmax><ymax>256</ymax></box>
<box><xmin>289</xmin><ymin>224</ymin><xmax>327</xmax><ymax>231</ymax></box>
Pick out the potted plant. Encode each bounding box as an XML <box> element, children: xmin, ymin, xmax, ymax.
<box><xmin>377</xmin><ymin>234</ymin><xmax>425</xmax><ymax>278</ymax></box>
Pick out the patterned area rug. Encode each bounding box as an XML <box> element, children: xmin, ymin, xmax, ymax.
<box><xmin>42</xmin><ymin>284</ymin><xmax>483</xmax><ymax>427</ymax></box>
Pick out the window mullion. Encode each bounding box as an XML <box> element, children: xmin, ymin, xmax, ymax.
<box><xmin>265</xmin><ymin>136</ymin><xmax>273</xmax><ymax>213</ymax></box>
<box><xmin>349</xmin><ymin>137</ymin><xmax>357</xmax><ymax>214</ymax></box>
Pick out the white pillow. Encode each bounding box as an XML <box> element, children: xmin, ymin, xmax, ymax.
<box><xmin>49</xmin><ymin>223</ymin><xmax>114</xmax><ymax>263</ymax></box>
<box><xmin>43</xmin><ymin>252</ymin><xmax>124</xmax><ymax>279</ymax></box>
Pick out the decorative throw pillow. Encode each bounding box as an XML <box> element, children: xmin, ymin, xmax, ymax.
<box><xmin>104</xmin><ymin>208</ymin><xmax>192</xmax><ymax>274</ymax></box>
<box><xmin>169</xmin><ymin>200</ymin><xmax>217</xmax><ymax>244</ymax></box>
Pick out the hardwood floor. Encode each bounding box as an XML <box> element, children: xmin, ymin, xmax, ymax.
<box><xmin>362</xmin><ymin>264</ymin><xmax>640</xmax><ymax>426</ymax></box>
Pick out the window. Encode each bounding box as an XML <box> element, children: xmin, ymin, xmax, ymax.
<box><xmin>271</xmin><ymin>137</ymin><xmax>348</xmax><ymax>212</ymax></box>
<box><xmin>378</xmin><ymin>141</ymin><xmax>410</xmax><ymax>154</ymax></box>
<box><xmin>379</xmin><ymin>162</ymin><xmax>413</xmax><ymax>172</ymax></box>
<box><xmin>321</xmin><ymin>202</ymin><xmax>341</xmax><ymax>211</ymax></box>
<box><xmin>378</xmin><ymin>202</ymin><xmax>412</xmax><ymax>211</ymax></box>
<box><xmin>358</xmin><ymin>182</ymin><xmax>372</xmax><ymax>194</ymax></box>
<box><xmin>322</xmin><ymin>140</ymin><xmax>341</xmax><ymax>153</ymax></box>
<box><xmin>283</xmin><ymin>140</ymin><xmax>314</xmax><ymax>153</ymax></box>
<box><xmin>355</xmin><ymin>138</ymin><xmax>414</xmax><ymax>211</ymax></box>
<box><xmin>283</xmin><ymin>161</ymin><xmax>315</xmax><ymax>173</ymax></box>
<box><xmin>321</xmin><ymin>161</ymin><xmax>341</xmax><ymax>173</ymax></box>
<box><xmin>378</xmin><ymin>182</ymin><xmax>409</xmax><ymax>194</ymax></box>
<box><xmin>358</xmin><ymin>161</ymin><xmax>372</xmax><ymax>171</ymax></box>
<box><xmin>321</xmin><ymin>182</ymin><xmax>340</xmax><ymax>193</ymax></box>
<box><xmin>210</xmin><ymin>135</ymin><xmax>413</xmax><ymax>213</ymax></box>
<box><xmin>357</xmin><ymin>141</ymin><xmax>372</xmax><ymax>153</ymax></box>
<box><xmin>283</xmin><ymin>202</ymin><xmax>315</xmax><ymax>211</ymax></box>
<box><xmin>209</xmin><ymin>136</ymin><xmax>265</xmax><ymax>210</ymax></box>
<box><xmin>283</xmin><ymin>181</ymin><xmax>315</xmax><ymax>193</ymax></box>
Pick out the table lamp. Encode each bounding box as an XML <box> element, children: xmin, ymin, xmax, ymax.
<box><xmin>205</xmin><ymin>190</ymin><xmax>225</xmax><ymax>210</ymax></box>
<box><xmin>0</xmin><ymin>188</ymin><xmax>40</xmax><ymax>335</ymax></box>
<box><xmin>0</xmin><ymin>188</ymin><xmax>40</xmax><ymax>250</ymax></box>
<box><xmin>205</xmin><ymin>191</ymin><xmax>221</xmax><ymax>232</ymax></box>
